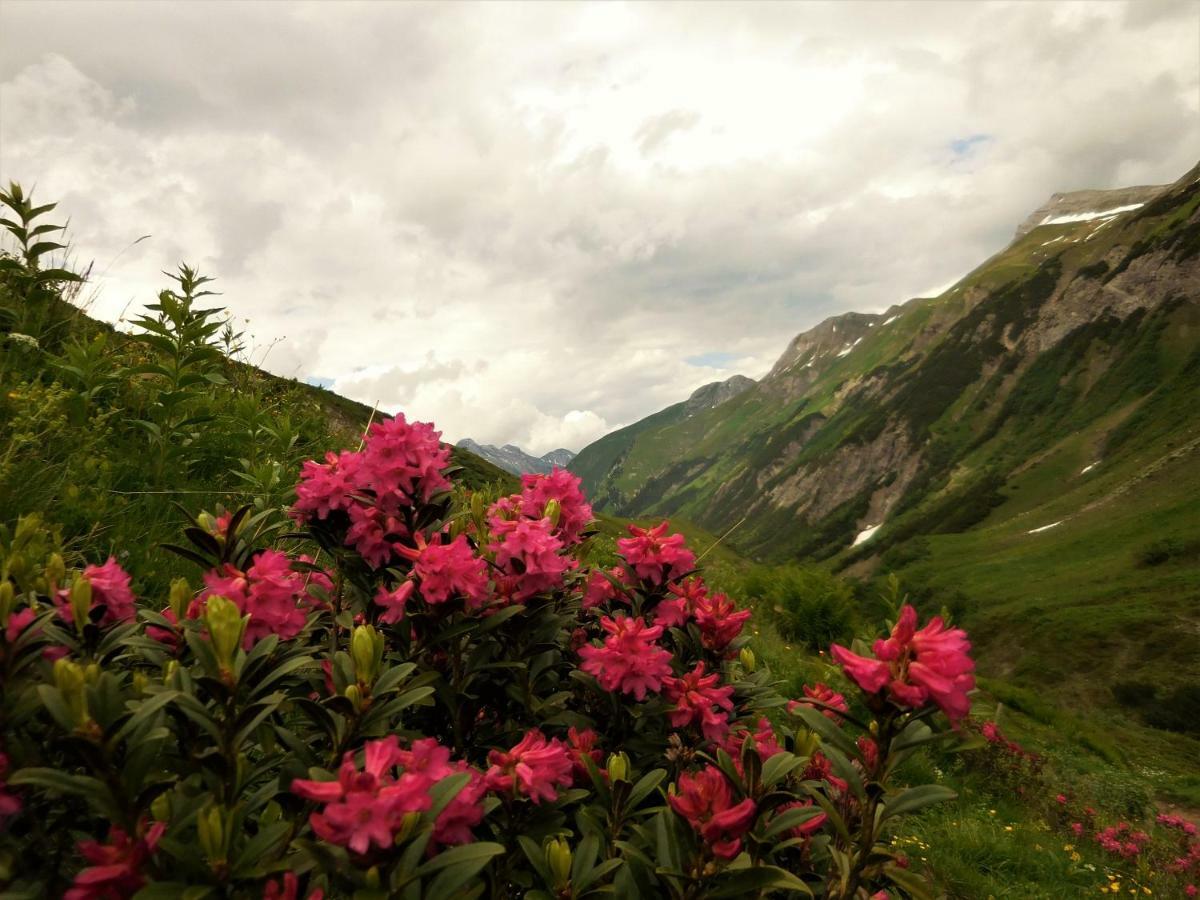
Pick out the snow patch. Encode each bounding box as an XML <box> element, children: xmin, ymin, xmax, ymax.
<box><xmin>853</xmin><ymin>524</ymin><xmax>882</xmax><ymax>546</ymax></box>
<box><xmin>1039</xmin><ymin>203</ymin><xmax>1144</xmax><ymax>227</ymax></box>
<box><xmin>882</xmin><ymin>315</ymin><xmax>900</xmax><ymax>326</ymax></box>
<box><xmin>1080</xmin><ymin>462</ymin><xmax>1099</xmax><ymax>475</ymax></box>
<box><xmin>1027</xmin><ymin>521</ymin><xmax>1063</xmax><ymax>534</ymax></box>
<box><xmin>1041</xmin><ymin>235</ymin><xmax>1065</xmax><ymax>246</ymax></box>
<box><xmin>836</xmin><ymin>337</ymin><xmax>863</xmax><ymax>358</ymax></box>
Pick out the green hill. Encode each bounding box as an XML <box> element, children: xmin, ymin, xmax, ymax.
<box><xmin>571</xmin><ymin>161</ymin><xmax>1200</xmax><ymax>715</ymax></box>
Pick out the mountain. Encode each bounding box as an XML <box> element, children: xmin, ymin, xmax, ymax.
<box><xmin>570</xmin><ymin>161</ymin><xmax>1200</xmax><ymax>703</ymax></box>
<box><xmin>567</xmin><ymin>374</ymin><xmax>756</xmax><ymax>507</ymax></box>
<box><xmin>456</xmin><ymin>438</ymin><xmax>575</xmax><ymax>476</ymax></box>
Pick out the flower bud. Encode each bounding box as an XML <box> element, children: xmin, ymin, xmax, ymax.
<box><xmin>350</xmin><ymin>624</ymin><xmax>384</xmax><ymax>687</ymax></box>
<box><xmin>197</xmin><ymin>804</ymin><xmax>226</xmax><ymax>865</ymax></box>
<box><xmin>168</xmin><ymin>577</ymin><xmax>191</xmax><ymax>622</ymax></box>
<box><xmin>46</xmin><ymin>553</ymin><xmax>66</xmax><ymax>590</ymax></box>
<box><xmin>545</xmin><ymin>837</ymin><xmax>572</xmax><ymax>889</ymax></box>
<box><xmin>471</xmin><ymin>491</ymin><xmax>485</xmax><ymax>523</ymax></box>
<box><xmin>795</xmin><ymin>730</ymin><xmax>821</xmax><ymax>759</ymax></box>
<box><xmin>68</xmin><ymin>576</ymin><xmax>93</xmax><ymax>633</ymax></box>
<box><xmin>543</xmin><ymin>499</ymin><xmax>562</xmax><ymax>528</ymax></box>
<box><xmin>344</xmin><ymin>683</ymin><xmax>362</xmax><ymax>710</ymax></box>
<box><xmin>203</xmin><ymin>595</ymin><xmax>246</xmax><ymax>670</ymax></box>
<box><xmin>163</xmin><ymin>660</ymin><xmax>179</xmax><ymax>685</ymax></box>
<box><xmin>53</xmin><ymin>658</ymin><xmax>90</xmax><ymax>727</ymax></box>
<box><xmin>739</xmin><ymin>647</ymin><xmax>757</xmax><ymax>673</ymax></box>
<box><xmin>0</xmin><ymin>581</ymin><xmax>14</xmax><ymax>625</ymax></box>
<box><xmin>132</xmin><ymin>672</ymin><xmax>149</xmax><ymax>695</ymax></box>
<box><xmin>365</xmin><ymin>866</ymin><xmax>381</xmax><ymax>889</ymax></box>
<box><xmin>150</xmin><ymin>792</ymin><xmax>171</xmax><ymax>822</ymax></box>
<box><xmin>197</xmin><ymin>512</ymin><xmax>218</xmax><ymax>535</ymax></box>
<box><xmin>606</xmin><ymin>751</ymin><xmax>630</xmax><ymax>784</ymax></box>
<box><xmin>394</xmin><ymin>810</ymin><xmax>422</xmax><ymax>845</ymax></box>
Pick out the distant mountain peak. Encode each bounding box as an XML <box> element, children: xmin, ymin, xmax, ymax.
<box><xmin>1014</xmin><ymin>184</ymin><xmax>1169</xmax><ymax>238</ymax></box>
<box><xmin>456</xmin><ymin>439</ymin><xmax>575</xmax><ymax>476</ymax></box>
<box><xmin>684</xmin><ymin>374</ymin><xmax>756</xmax><ymax>414</ymax></box>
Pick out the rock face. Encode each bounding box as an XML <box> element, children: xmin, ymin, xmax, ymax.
<box><xmin>570</xmin><ymin>159</ymin><xmax>1200</xmax><ymax>562</ymax></box>
<box><xmin>1014</xmin><ymin>184</ymin><xmax>1169</xmax><ymax>237</ymax></box>
<box><xmin>455</xmin><ymin>439</ymin><xmax>575</xmax><ymax>477</ymax></box>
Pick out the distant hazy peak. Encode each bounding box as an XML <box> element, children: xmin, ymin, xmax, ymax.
<box><xmin>456</xmin><ymin>438</ymin><xmax>575</xmax><ymax>476</ymax></box>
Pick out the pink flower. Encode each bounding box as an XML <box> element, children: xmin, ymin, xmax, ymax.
<box><xmin>358</xmin><ymin>415</ymin><xmax>452</xmax><ymax>511</ymax></box>
<box><xmin>5</xmin><ymin>606</ymin><xmax>36</xmax><ymax>643</ymax></box>
<box><xmin>0</xmin><ymin>753</ymin><xmax>20</xmax><ymax>822</ymax></box>
<box><xmin>56</xmin><ymin>558</ymin><xmax>136</xmax><ymax>628</ymax></box>
<box><xmin>345</xmin><ymin>504</ymin><xmax>407</xmax><ymax>569</ymax></box>
<box><xmin>694</xmin><ymin>591</ymin><xmax>751</xmax><ymax>651</ymax></box>
<box><xmin>373</xmin><ymin>581</ymin><xmax>414</xmax><ymax>625</ymax></box>
<box><xmin>1185</xmin><ymin>885</ymin><xmax>1197</xmax><ymax>897</ymax></box>
<box><xmin>394</xmin><ymin>738</ymin><xmax>454</xmax><ymax>792</ymax></box>
<box><xmin>291</xmin><ymin>736</ymin><xmax>432</xmax><ymax>854</ymax></box>
<box><xmin>655</xmin><ymin>578</ymin><xmax>707</xmax><ymax>627</ymax></box>
<box><xmin>578</xmin><ymin>615</ymin><xmax>674</xmax><ymax>700</ymax></box>
<box><xmin>830</xmin><ymin>605</ymin><xmax>975</xmax><ymax>721</ymax></box>
<box><xmin>403</xmin><ymin>534</ymin><xmax>490</xmax><ymax>607</ymax></box>
<box><xmin>63</xmin><ymin>820</ymin><xmax>165</xmax><ymax>900</ymax></box>
<box><xmin>488</xmin><ymin>517</ymin><xmax>572</xmax><ymax>602</ymax></box>
<box><xmin>664</xmin><ymin>663</ymin><xmax>734</xmax><ymax>742</ymax></box>
<box><xmin>145</xmin><ymin>607</ymin><xmax>180</xmax><ymax>649</ymax></box>
<box><xmin>775</xmin><ymin>799</ymin><xmax>827</xmax><ymax>840</ymax></box>
<box><xmin>518</xmin><ymin>468</ymin><xmax>593</xmax><ymax>545</ymax></box>
<box><xmin>668</xmin><ymin>766</ymin><xmax>756</xmax><ymax>860</ymax></box>
<box><xmin>262</xmin><ymin>872</ymin><xmax>325</xmax><ymax>900</ymax></box>
<box><xmin>980</xmin><ymin>720</ymin><xmax>1002</xmax><ymax>743</ymax></box>
<box><xmin>722</xmin><ymin>718</ymin><xmax>784</xmax><ymax>765</ymax></box>
<box><xmin>582</xmin><ymin>567</ymin><xmax>627</xmax><ymax>611</ymax></box>
<box><xmin>789</xmin><ymin>683</ymin><xmax>849</xmax><ymax>722</ymax></box>
<box><xmin>293</xmin><ymin>450</ymin><xmax>363</xmax><ymax>522</ymax></box>
<box><xmin>1071</xmin><ymin>822</ymin><xmax>1083</xmax><ymax>837</ymax></box>
<box><xmin>566</xmin><ymin>727</ymin><xmax>603</xmax><ymax>781</ymax></box>
<box><xmin>432</xmin><ymin>762</ymin><xmax>487</xmax><ymax>847</ymax></box>
<box><xmin>200</xmin><ymin>550</ymin><xmax>326</xmax><ymax>648</ymax></box>
<box><xmin>484</xmin><ymin>729</ymin><xmax>573</xmax><ymax>804</ymax></box>
<box><xmin>617</xmin><ymin>522</ymin><xmax>696</xmax><ymax>585</ymax></box>
<box><xmin>1055</xmin><ymin>793</ymin><xmax>1067</xmax><ymax>805</ymax></box>
<box><xmin>802</xmin><ymin>752</ymin><xmax>848</xmax><ymax>793</ymax></box>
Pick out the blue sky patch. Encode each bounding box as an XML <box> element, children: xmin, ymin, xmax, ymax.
<box><xmin>686</xmin><ymin>351</ymin><xmax>738</xmax><ymax>368</ymax></box>
<box><xmin>305</xmin><ymin>376</ymin><xmax>335</xmax><ymax>388</ymax></box>
<box><xmin>949</xmin><ymin>134</ymin><xmax>991</xmax><ymax>156</ymax></box>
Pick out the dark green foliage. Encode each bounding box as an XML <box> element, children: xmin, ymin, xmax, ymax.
<box><xmin>741</xmin><ymin>565</ymin><xmax>856</xmax><ymax>648</ymax></box>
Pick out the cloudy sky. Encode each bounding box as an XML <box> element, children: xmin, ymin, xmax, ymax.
<box><xmin>2</xmin><ymin>1</ymin><xmax>1197</xmax><ymax>454</ymax></box>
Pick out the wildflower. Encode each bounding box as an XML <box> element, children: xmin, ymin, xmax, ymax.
<box><xmin>802</xmin><ymin>751</ymin><xmax>848</xmax><ymax>792</ymax></box>
<box><xmin>484</xmin><ymin>729</ymin><xmax>573</xmax><ymax>804</ymax></box>
<box><xmin>55</xmin><ymin>557</ymin><xmax>136</xmax><ymax>628</ymax></box>
<box><xmin>292</xmin><ymin>450</ymin><xmax>363</xmax><ymax>522</ymax></box>
<box><xmin>789</xmin><ymin>682</ymin><xmax>849</xmax><ymax>722</ymax></box>
<box><xmin>654</xmin><ymin>578</ymin><xmax>708</xmax><ymax>627</ymax></box>
<box><xmin>1057</xmin><ymin>793</ymin><xmax>1067</xmax><ymax>805</ymax></box>
<box><xmin>830</xmin><ymin>604</ymin><xmax>975</xmax><ymax>720</ymax></box>
<box><xmin>373</xmin><ymin>580</ymin><xmax>414</xmax><ymax>625</ymax></box>
<box><xmin>262</xmin><ymin>872</ymin><xmax>325</xmax><ymax>900</ymax></box>
<box><xmin>565</xmin><ymin>727</ymin><xmax>603</xmax><ymax>781</ymax></box>
<box><xmin>4</xmin><ymin>606</ymin><xmax>35</xmax><ymax>642</ymax></box>
<box><xmin>582</xmin><ymin>567</ymin><xmax>628</xmax><ymax>610</ymax></box>
<box><xmin>693</xmin><ymin>591</ymin><xmax>751</xmax><ymax>651</ymax></box>
<box><xmin>617</xmin><ymin>522</ymin><xmax>696</xmax><ymax>585</ymax></box>
<box><xmin>578</xmin><ymin>615</ymin><xmax>674</xmax><ymax>700</ymax></box>
<box><xmin>345</xmin><ymin>504</ymin><xmax>406</xmax><ymax>569</ymax></box>
<box><xmin>668</xmin><ymin>766</ymin><xmax>756</xmax><ymax>860</ymax></box>
<box><xmin>517</xmin><ymin>468</ymin><xmax>593</xmax><ymax>545</ymax></box>
<box><xmin>664</xmin><ymin>663</ymin><xmax>734</xmax><ymax>742</ymax></box>
<box><xmin>432</xmin><ymin>762</ymin><xmax>487</xmax><ymax>847</ymax></box>
<box><xmin>358</xmin><ymin>415</ymin><xmax>452</xmax><ymax>510</ymax></box>
<box><xmin>399</xmin><ymin>534</ymin><xmax>489</xmax><ymax>607</ymax></box>
<box><xmin>0</xmin><ymin>753</ymin><xmax>20</xmax><ymax>821</ymax></box>
<box><xmin>775</xmin><ymin>799</ymin><xmax>827</xmax><ymax>840</ymax></box>
<box><xmin>63</xmin><ymin>820</ymin><xmax>166</xmax><ymax>900</ymax></box>
<box><xmin>291</xmin><ymin>736</ymin><xmax>431</xmax><ymax>854</ymax></box>
<box><xmin>200</xmin><ymin>550</ymin><xmax>328</xmax><ymax>647</ymax></box>
<box><xmin>489</xmin><ymin>517</ymin><xmax>572</xmax><ymax>601</ymax></box>
<box><xmin>393</xmin><ymin>738</ymin><xmax>454</xmax><ymax>792</ymax></box>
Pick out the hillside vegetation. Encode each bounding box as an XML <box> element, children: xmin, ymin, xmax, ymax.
<box><xmin>570</xmin><ymin>161</ymin><xmax>1200</xmax><ymax>723</ymax></box>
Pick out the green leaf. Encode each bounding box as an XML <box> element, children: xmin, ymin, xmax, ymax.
<box><xmin>790</xmin><ymin>705</ymin><xmax>860</xmax><ymax>761</ymax></box>
<box><xmin>880</xmin><ymin>784</ymin><xmax>957</xmax><ymax>821</ymax></box>
<box><xmin>625</xmin><ymin>768</ymin><xmax>666</xmax><ymax>809</ymax></box>
<box><xmin>763</xmin><ymin>805</ymin><xmax>824</xmax><ymax>838</ymax></box>
<box><xmin>420</xmin><ymin>842</ymin><xmax>505</xmax><ymax>900</ymax></box>
<box><xmin>705</xmin><ymin>865</ymin><xmax>813</xmax><ymax>898</ymax></box>
<box><xmin>760</xmin><ymin>751</ymin><xmax>805</xmax><ymax>789</ymax></box>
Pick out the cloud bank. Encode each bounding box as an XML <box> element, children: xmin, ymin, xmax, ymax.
<box><xmin>2</xmin><ymin>0</ymin><xmax>1197</xmax><ymax>453</ymax></box>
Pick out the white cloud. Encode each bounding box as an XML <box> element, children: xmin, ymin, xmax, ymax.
<box><xmin>1</xmin><ymin>0</ymin><xmax>1196</xmax><ymax>455</ymax></box>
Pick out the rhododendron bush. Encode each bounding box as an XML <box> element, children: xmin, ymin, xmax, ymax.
<box><xmin>0</xmin><ymin>413</ymin><xmax>976</xmax><ymax>898</ymax></box>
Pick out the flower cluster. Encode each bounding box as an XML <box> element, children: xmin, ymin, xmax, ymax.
<box><xmin>483</xmin><ymin>729</ymin><xmax>574</xmax><ymax>804</ymax></box>
<box><xmin>617</xmin><ymin>522</ymin><xmax>696</xmax><ymax>585</ymax></box>
<box><xmin>187</xmin><ymin>549</ymin><xmax>332</xmax><ymax>648</ymax></box>
<box><xmin>54</xmin><ymin>557</ymin><xmax>136</xmax><ymax>628</ymax></box>
<box><xmin>831</xmin><ymin>604</ymin><xmax>975</xmax><ymax>720</ymax></box>
<box><xmin>788</xmin><ymin>682</ymin><xmax>849</xmax><ymax>722</ymax></box>
<box><xmin>578</xmin><ymin>615</ymin><xmax>674</xmax><ymax>700</ymax></box>
<box><xmin>398</xmin><ymin>533</ymin><xmax>490</xmax><ymax>608</ymax></box>
<box><xmin>664</xmin><ymin>663</ymin><xmax>734</xmax><ymax>742</ymax></box>
<box><xmin>292</xmin><ymin>736</ymin><xmax>482</xmax><ymax>854</ymax></box>
<box><xmin>488</xmin><ymin>517</ymin><xmax>573</xmax><ymax>602</ymax></box>
<box><xmin>668</xmin><ymin>766</ymin><xmax>756</xmax><ymax>860</ymax></box>
<box><xmin>64</xmin><ymin>821</ymin><xmax>165</xmax><ymax>900</ymax></box>
<box><xmin>292</xmin><ymin>414</ymin><xmax>452</xmax><ymax>566</ymax></box>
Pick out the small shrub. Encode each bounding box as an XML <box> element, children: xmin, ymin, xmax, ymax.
<box><xmin>743</xmin><ymin>565</ymin><xmax>856</xmax><ymax>648</ymax></box>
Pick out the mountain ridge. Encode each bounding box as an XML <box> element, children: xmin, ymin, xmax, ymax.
<box><xmin>456</xmin><ymin>438</ymin><xmax>576</xmax><ymax>476</ymax></box>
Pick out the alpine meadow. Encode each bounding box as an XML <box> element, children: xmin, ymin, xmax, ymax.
<box><xmin>1</xmin><ymin>2</ymin><xmax>1199</xmax><ymax>899</ymax></box>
